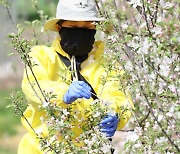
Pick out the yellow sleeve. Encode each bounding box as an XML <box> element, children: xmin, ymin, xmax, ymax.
<box><xmin>100</xmin><ymin>67</ymin><xmax>134</xmax><ymax>130</ymax></box>
<box><xmin>22</xmin><ymin>45</ymin><xmax>69</xmax><ymax>108</ymax></box>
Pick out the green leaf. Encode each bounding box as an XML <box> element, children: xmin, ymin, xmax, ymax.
<box><xmin>171</xmin><ymin>36</ymin><xmax>178</xmax><ymax>43</ymax></box>
<box><xmin>18</xmin><ymin>28</ymin><xmax>25</xmax><ymax>35</ymax></box>
<box><xmin>24</xmin><ymin>21</ymin><xmax>32</xmax><ymax>25</ymax></box>
<box><xmin>8</xmin><ymin>33</ymin><xmax>15</xmax><ymax>38</ymax></box>
<box><xmin>125</xmin><ymin>35</ymin><xmax>133</xmax><ymax>42</ymax></box>
<box><xmin>32</xmin><ymin>20</ymin><xmax>40</xmax><ymax>26</ymax></box>
<box><xmin>6</xmin><ymin>104</ymin><xmax>13</xmax><ymax>109</ymax></box>
<box><xmin>7</xmin><ymin>52</ymin><xmax>14</xmax><ymax>56</ymax></box>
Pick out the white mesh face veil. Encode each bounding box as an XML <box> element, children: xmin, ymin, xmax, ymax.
<box><xmin>44</xmin><ymin>0</ymin><xmax>104</xmax><ymax>32</ymax></box>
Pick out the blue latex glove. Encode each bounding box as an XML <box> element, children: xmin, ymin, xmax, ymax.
<box><xmin>99</xmin><ymin>115</ymin><xmax>119</xmax><ymax>137</ymax></box>
<box><xmin>63</xmin><ymin>81</ymin><xmax>91</xmax><ymax>104</ymax></box>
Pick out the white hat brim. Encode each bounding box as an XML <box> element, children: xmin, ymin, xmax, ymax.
<box><xmin>44</xmin><ymin>17</ymin><xmax>104</xmax><ymax>32</ymax></box>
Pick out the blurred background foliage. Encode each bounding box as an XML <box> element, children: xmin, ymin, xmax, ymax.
<box><xmin>0</xmin><ymin>1</ymin><xmax>58</xmax><ymax>153</ymax></box>
<box><xmin>16</xmin><ymin>0</ymin><xmax>58</xmax><ymax>21</ymax></box>
<box><xmin>0</xmin><ymin>88</ymin><xmax>21</xmax><ymax>154</ymax></box>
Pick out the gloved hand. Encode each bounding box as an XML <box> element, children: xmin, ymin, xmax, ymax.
<box><xmin>99</xmin><ymin>115</ymin><xmax>119</xmax><ymax>137</ymax></box>
<box><xmin>63</xmin><ymin>81</ymin><xmax>91</xmax><ymax>104</ymax></box>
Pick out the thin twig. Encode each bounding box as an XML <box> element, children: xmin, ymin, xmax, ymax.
<box><xmin>32</xmin><ymin>27</ymin><xmax>38</xmax><ymax>45</ymax></box>
<box><xmin>27</xmin><ymin>62</ymin><xmax>48</xmax><ymax>102</ymax></box>
<box><xmin>20</xmin><ymin>47</ymin><xmax>48</xmax><ymax>103</ymax></box>
<box><xmin>170</xmin><ymin>51</ymin><xmax>180</xmax><ymax>101</ymax></box>
<box><xmin>95</xmin><ymin>0</ymin><xmax>103</xmax><ymax>16</ymax></box>
<box><xmin>5</xmin><ymin>4</ymin><xmax>63</xmax><ymax>154</ymax></box>
<box><xmin>127</xmin><ymin>3</ymin><xmax>140</xmax><ymax>27</ymax></box>
<box><xmin>158</xmin><ymin>108</ymin><xmax>180</xmax><ymax>139</ymax></box>
<box><xmin>133</xmin><ymin>49</ymin><xmax>170</xmax><ymax>83</ymax></box>
<box><xmin>6</xmin><ymin>6</ymin><xmax>48</xmax><ymax>103</ymax></box>
<box><xmin>25</xmin><ymin>65</ymin><xmax>43</xmax><ymax>103</ymax></box>
<box><xmin>147</xmin><ymin>6</ymin><xmax>155</xmax><ymax>27</ymax></box>
<box><xmin>139</xmin><ymin>109</ymin><xmax>150</xmax><ymax>127</ymax></box>
<box><xmin>95</xmin><ymin>1</ymin><xmax>146</xmax><ymax>129</ymax></box>
<box><xmin>144</xmin><ymin>58</ymin><xmax>169</xmax><ymax>83</ymax></box>
<box><xmin>153</xmin><ymin>0</ymin><xmax>160</xmax><ymax>24</ymax></box>
<box><xmin>119</xmin><ymin>129</ymin><xmax>134</xmax><ymax>132</ymax></box>
<box><xmin>95</xmin><ymin>0</ymin><xmax>122</xmax><ymax>37</ymax></box>
<box><xmin>137</xmin><ymin>76</ymin><xmax>180</xmax><ymax>151</ymax></box>
<box><xmin>6</xmin><ymin>6</ymin><xmax>17</xmax><ymax>29</ymax></box>
<box><xmin>141</xmin><ymin>0</ymin><xmax>153</xmax><ymax>37</ymax></box>
<box><xmin>128</xmin><ymin>51</ymin><xmax>180</xmax><ymax>150</ymax></box>
<box><xmin>94</xmin><ymin>0</ymin><xmax>179</xmax><ymax>151</ymax></box>
<box><xmin>113</xmin><ymin>0</ymin><xmax>124</xmax><ymax>34</ymax></box>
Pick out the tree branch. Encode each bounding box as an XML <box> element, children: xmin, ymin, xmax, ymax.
<box><xmin>141</xmin><ymin>0</ymin><xmax>153</xmax><ymax>37</ymax></box>
<box><xmin>6</xmin><ymin>6</ymin><xmax>16</xmax><ymax>29</ymax></box>
<box><xmin>25</xmin><ymin>65</ymin><xmax>43</xmax><ymax>104</ymax></box>
<box><xmin>153</xmin><ymin>0</ymin><xmax>160</xmax><ymax>24</ymax></box>
<box><xmin>138</xmin><ymin>77</ymin><xmax>180</xmax><ymax>151</ymax></box>
<box><xmin>147</xmin><ymin>5</ymin><xmax>155</xmax><ymax>27</ymax></box>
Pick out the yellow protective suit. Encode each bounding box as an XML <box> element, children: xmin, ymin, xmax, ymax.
<box><xmin>18</xmin><ymin>38</ymin><xmax>133</xmax><ymax>154</ymax></box>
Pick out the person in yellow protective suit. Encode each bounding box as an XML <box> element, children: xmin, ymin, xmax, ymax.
<box><xmin>18</xmin><ymin>0</ymin><xmax>133</xmax><ymax>154</ymax></box>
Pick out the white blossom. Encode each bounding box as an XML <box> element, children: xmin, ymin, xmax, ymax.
<box><xmin>65</xmin><ymin>135</ymin><xmax>68</xmax><ymax>139</ymax></box>
<box><xmin>101</xmin><ymin>143</ymin><xmax>111</xmax><ymax>153</ymax></box>
<box><xmin>42</xmin><ymin>101</ymin><xmax>49</xmax><ymax>108</ymax></box>
<box><xmin>90</xmin><ymin>99</ymin><xmax>99</xmax><ymax>105</ymax></box>
<box><xmin>91</xmin><ymin>135</ymin><xmax>97</xmax><ymax>143</ymax></box>
<box><xmin>159</xmin><ymin>64</ymin><xmax>170</xmax><ymax>77</ymax></box>
<box><xmin>121</xmin><ymin>23</ymin><xmax>128</xmax><ymax>30</ymax></box>
<box><xmin>149</xmin><ymin>72</ymin><xmax>156</xmax><ymax>80</ymax></box>
<box><xmin>128</xmin><ymin>0</ymin><xmax>142</xmax><ymax>8</ymax></box>
<box><xmin>140</xmin><ymin>22</ymin><xmax>146</xmax><ymax>29</ymax></box>
<box><xmin>134</xmin><ymin>143</ymin><xmax>142</xmax><ymax>148</ymax></box>
<box><xmin>160</xmin><ymin>0</ymin><xmax>173</xmax><ymax>9</ymax></box>
<box><xmin>153</xmin><ymin>123</ymin><xmax>159</xmax><ymax>131</ymax></box>
<box><xmin>107</xmin><ymin>35</ymin><xmax>116</xmax><ymax>43</ymax></box>
<box><xmin>93</xmin><ymin>111</ymin><xmax>101</xmax><ymax>118</ymax></box>
<box><xmin>155</xmin><ymin>137</ymin><xmax>168</xmax><ymax>144</ymax></box>
<box><xmin>51</xmin><ymin>135</ymin><xmax>57</xmax><ymax>142</ymax></box>
<box><xmin>56</xmin><ymin>119</ymin><xmax>64</xmax><ymax>127</ymax></box>
<box><xmin>168</xmin><ymin>84</ymin><xmax>176</xmax><ymax>93</ymax></box>
<box><xmin>51</xmin><ymin>117</ymin><xmax>55</xmax><ymax>121</ymax></box>
<box><xmin>61</xmin><ymin>114</ymin><xmax>66</xmax><ymax>120</ymax></box>
<box><xmin>156</xmin><ymin>58</ymin><xmax>162</xmax><ymax>65</ymax></box>
<box><xmin>128</xmin><ymin>40</ymin><xmax>140</xmax><ymax>50</ymax></box>
<box><xmin>84</xmin><ymin>139</ymin><xmax>94</xmax><ymax>147</ymax></box>
<box><xmin>62</xmin><ymin>109</ymin><xmax>69</xmax><ymax>116</ymax></box>
<box><xmin>145</xmin><ymin>122</ymin><xmax>150</xmax><ymax>128</ymax></box>
<box><xmin>101</xmin><ymin>100</ymin><xmax>112</xmax><ymax>107</ymax></box>
<box><xmin>107</xmin><ymin>108</ymin><xmax>116</xmax><ymax>116</ymax></box>
<box><xmin>36</xmin><ymin>128</ymin><xmax>43</xmax><ymax>135</ymax></box>
<box><xmin>125</xmin><ymin>61</ymin><xmax>133</xmax><ymax>71</ymax></box>
<box><xmin>40</xmin><ymin>116</ymin><xmax>44</xmax><ymax>123</ymax></box>
<box><xmin>158</xmin><ymin>114</ymin><xmax>163</xmax><ymax>122</ymax></box>
<box><xmin>152</xmin><ymin>27</ymin><xmax>162</xmax><ymax>36</ymax></box>
<box><xmin>126</xmin><ymin>132</ymin><xmax>139</xmax><ymax>142</ymax></box>
<box><xmin>174</xmin><ymin>66</ymin><xmax>180</xmax><ymax>72</ymax></box>
<box><xmin>167</xmin><ymin>151</ymin><xmax>175</xmax><ymax>154</ymax></box>
<box><xmin>166</xmin><ymin>112</ymin><xmax>173</xmax><ymax>117</ymax></box>
<box><xmin>141</xmin><ymin>38</ymin><xmax>149</xmax><ymax>54</ymax></box>
<box><xmin>169</xmin><ymin>106</ymin><xmax>175</xmax><ymax>113</ymax></box>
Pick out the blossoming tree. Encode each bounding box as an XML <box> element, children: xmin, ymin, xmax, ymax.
<box><xmin>0</xmin><ymin>0</ymin><xmax>179</xmax><ymax>153</ymax></box>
